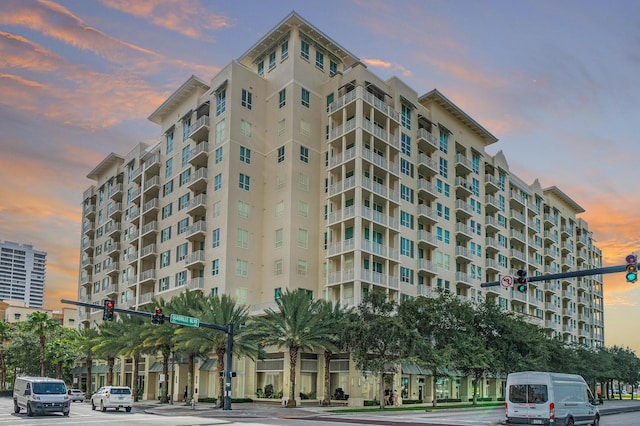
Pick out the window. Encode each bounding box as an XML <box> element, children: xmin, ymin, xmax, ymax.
<box><xmin>240</xmin><ymin>146</ymin><xmax>251</xmax><ymax>164</ymax></box>
<box><xmin>237</xmin><ymin>201</ymin><xmax>249</xmax><ymax>219</ymax></box>
<box><xmin>298</xmin><ymin>173</ymin><xmax>309</xmax><ymax>191</ymax></box>
<box><xmin>183</xmin><ymin>117</ymin><xmax>191</xmax><ymax>141</ymax></box>
<box><xmin>401</xmin><ymin>133</ymin><xmax>411</xmax><ymax>156</ymax></box>
<box><xmin>214</xmin><ymin>174</ymin><xmax>222</xmax><ymax>191</ymax></box>
<box><xmin>326</xmin><ymin>93</ymin><xmax>334</xmax><ymax>110</ymax></box>
<box><xmin>439</xmin><ymin>131</ymin><xmax>448</xmax><ymax>153</ymax></box>
<box><xmin>161</xmin><ymin>203</ymin><xmax>172</xmax><ymax>219</ymax></box>
<box><xmin>278</xmin><ymin>119</ymin><xmax>286</xmax><ymax>136</ymax></box>
<box><xmin>275</xmin><ymin>201</ymin><xmax>284</xmax><ymax>217</ymax></box>
<box><xmin>329</xmin><ymin>60</ymin><xmax>337</xmax><ymax>76</ymax></box>
<box><xmin>300</xmin><ymin>119</ymin><xmax>310</xmax><ymax>136</ymax></box>
<box><xmin>182</xmin><ymin>145</ymin><xmax>190</xmax><ymax>167</ymax></box>
<box><xmin>436</xmin><ymin>179</ymin><xmax>450</xmax><ymax>197</ymax></box>
<box><xmin>401</xmin><ymin>158</ymin><xmax>413</xmax><ymax>177</ymax></box>
<box><xmin>275</xmin><ymin>228</ymin><xmax>283</xmax><ymax>248</ymax></box>
<box><xmin>241</xmin><ymin>89</ymin><xmax>252</xmax><ymax>110</ymax></box>
<box><xmin>275</xmin><ymin>287</ymin><xmax>283</xmax><ymax>299</ymax></box>
<box><xmin>279</xmin><ymin>89</ymin><xmax>286</xmax><ymax>108</ymax></box>
<box><xmin>236</xmin><ymin>259</ymin><xmax>248</xmax><ymax>276</ymax></box>
<box><xmin>177</xmin><ymin>218</ymin><xmax>189</xmax><ymax>234</ymax></box>
<box><xmin>166</xmin><ymin>131</ymin><xmax>174</xmax><ymax>154</ymax></box>
<box><xmin>439</xmin><ymin>157</ymin><xmax>448</xmax><ymax>178</ymax></box>
<box><xmin>179</xmin><ymin>169</ymin><xmax>191</xmax><ymax>186</ymax></box>
<box><xmin>301</xmin><ymin>88</ymin><xmax>310</xmax><ymax>108</ymax></box>
<box><xmin>165</xmin><ymin>158</ymin><xmax>173</xmax><ymax>178</ymax></box>
<box><xmin>257</xmin><ymin>61</ymin><xmax>264</xmax><ymax>76</ymax></box>
<box><xmin>297</xmin><ymin>259</ymin><xmax>308</xmax><ymax>276</ymax></box>
<box><xmin>215</xmin><ymin>119</ymin><xmax>225</xmax><ymax>145</ymax></box>
<box><xmin>163</xmin><ymin>180</ymin><xmax>174</xmax><ymax>196</ymax></box>
<box><xmin>212</xmin><ymin>259</ymin><xmax>220</xmax><ymax>276</ymax></box>
<box><xmin>277</xmin><ymin>146</ymin><xmax>285</xmax><ymax>163</ymax></box>
<box><xmin>472</xmin><ymin>152</ymin><xmax>480</xmax><ymax>174</ymax></box>
<box><xmin>274</xmin><ymin>259</ymin><xmax>283</xmax><ymax>276</ymax></box>
<box><xmin>281</xmin><ymin>40</ymin><xmax>288</xmax><ymax>60</ymax></box>
<box><xmin>401</xmin><ymin>267</ymin><xmax>413</xmax><ymax>284</ymax></box>
<box><xmin>159</xmin><ymin>277</ymin><xmax>170</xmax><ymax>291</ymax></box>
<box><xmin>401</xmin><ymin>104</ymin><xmax>411</xmax><ymax>129</ymax></box>
<box><xmin>212</xmin><ymin>228</ymin><xmax>220</xmax><ymax>248</ymax></box>
<box><xmin>300</xmin><ymin>146</ymin><xmax>309</xmax><ymax>163</ymax></box>
<box><xmin>269</xmin><ymin>51</ymin><xmax>276</xmax><ymax>70</ymax></box>
<box><xmin>240</xmin><ymin>119</ymin><xmax>252</xmax><ymax>137</ymax></box>
<box><xmin>237</xmin><ymin>228</ymin><xmax>249</xmax><ymax>249</ymax></box>
<box><xmin>400</xmin><ymin>237</ymin><xmax>413</xmax><ymax>257</ymax></box>
<box><xmin>471</xmin><ymin>177</ymin><xmax>480</xmax><ymax>196</ymax></box>
<box><xmin>161</xmin><ymin>227</ymin><xmax>171</xmax><ymax>242</ymax></box>
<box><xmin>160</xmin><ymin>250</ymin><xmax>170</xmax><ymax>268</ymax></box>
<box><xmin>301</xmin><ymin>40</ymin><xmax>309</xmax><ymax>60</ymax></box>
<box><xmin>315</xmin><ymin>50</ymin><xmax>324</xmax><ymax>69</ymax></box>
<box><xmin>216</xmin><ymin>89</ymin><xmax>226</xmax><ymax>116</ymax></box>
<box><xmin>213</xmin><ymin>201</ymin><xmax>222</xmax><ymax>217</ymax></box>
<box><xmin>298</xmin><ymin>201</ymin><xmax>308</xmax><ymax>217</ymax></box>
<box><xmin>175</xmin><ymin>271</ymin><xmax>186</xmax><ymax>287</ymax></box>
<box><xmin>400</xmin><ymin>185</ymin><xmax>414</xmax><ymax>203</ymax></box>
<box><xmin>239</xmin><ymin>173</ymin><xmax>250</xmax><ymax>190</ymax></box>
<box><xmin>176</xmin><ymin>243</ymin><xmax>188</xmax><ymax>261</ymax></box>
<box><xmin>400</xmin><ymin>211</ymin><xmax>413</xmax><ymax>229</ymax></box>
<box><xmin>276</xmin><ymin>174</ymin><xmax>285</xmax><ymax>189</ymax></box>
<box><xmin>298</xmin><ymin>228</ymin><xmax>308</xmax><ymax>248</ymax></box>
<box><xmin>178</xmin><ymin>193</ymin><xmax>190</xmax><ymax>210</ymax></box>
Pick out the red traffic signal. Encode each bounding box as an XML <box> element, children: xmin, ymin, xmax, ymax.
<box><xmin>152</xmin><ymin>307</ymin><xmax>165</xmax><ymax>325</ymax></box>
<box><xmin>103</xmin><ymin>300</ymin><xmax>115</xmax><ymax>321</ymax></box>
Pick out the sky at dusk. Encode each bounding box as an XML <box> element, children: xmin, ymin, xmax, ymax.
<box><xmin>1</xmin><ymin>0</ymin><xmax>639</xmax><ymax>350</ymax></box>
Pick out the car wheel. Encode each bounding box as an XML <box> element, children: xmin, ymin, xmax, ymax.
<box><xmin>101</xmin><ymin>401</ymin><xmax>106</xmax><ymax>412</ymax></box>
<box><xmin>13</xmin><ymin>399</ymin><xmax>20</xmax><ymax>414</ymax></box>
<box><xmin>115</xmin><ymin>407</ymin><xmax>119</xmax><ymax>411</ymax></box>
<box><xmin>125</xmin><ymin>407</ymin><xmax>131</xmax><ymax>413</ymax></box>
<box><xmin>592</xmin><ymin>416</ymin><xmax>600</xmax><ymax>426</ymax></box>
<box><xmin>91</xmin><ymin>400</ymin><xmax>96</xmax><ymax>411</ymax></box>
<box><xmin>567</xmin><ymin>418</ymin><xmax>575</xmax><ymax>426</ymax></box>
<box><xmin>27</xmin><ymin>403</ymin><xmax>33</xmax><ymax>417</ymax></box>
<box><xmin>63</xmin><ymin>410</ymin><xmax>69</xmax><ymax>416</ymax></box>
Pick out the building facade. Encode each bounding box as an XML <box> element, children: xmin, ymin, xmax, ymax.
<box><xmin>0</xmin><ymin>241</ymin><xmax>46</xmax><ymax>308</ymax></box>
<box><xmin>76</xmin><ymin>12</ymin><xmax>604</xmax><ymax>404</ymax></box>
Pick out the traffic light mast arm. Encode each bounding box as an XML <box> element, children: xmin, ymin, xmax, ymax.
<box><xmin>480</xmin><ymin>264</ymin><xmax>627</xmax><ymax>288</ymax></box>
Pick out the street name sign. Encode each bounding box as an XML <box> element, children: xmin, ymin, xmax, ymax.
<box><xmin>170</xmin><ymin>313</ymin><xmax>200</xmax><ymax>327</ymax></box>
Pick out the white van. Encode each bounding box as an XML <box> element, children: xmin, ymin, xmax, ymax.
<box><xmin>505</xmin><ymin>372</ymin><xmax>599</xmax><ymax>425</ymax></box>
<box><xmin>13</xmin><ymin>377</ymin><xmax>70</xmax><ymax>417</ymax></box>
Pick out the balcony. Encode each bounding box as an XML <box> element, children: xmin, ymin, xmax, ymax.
<box><xmin>455</xmin><ymin>199</ymin><xmax>473</xmax><ymax>218</ymax></box>
<box><xmin>485</xmin><ymin>258</ymin><xmax>500</xmax><ymax>273</ymax></box>
<box><xmin>455</xmin><ymin>272</ymin><xmax>472</xmax><ymax>288</ymax></box>
<box><xmin>141</xmin><ymin>221</ymin><xmax>158</xmax><ymax>237</ymax></box>
<box><xmin>189</xmin><ymin>141</ymin><xmax>209</xmax><ymax>167</ymax></box>
<box><xmin>455</xmin><ymin>176</ymin><xmax>472</xmax><ymax>197</ymax></box>
<box><xmin>186</xmin><ymin>277</ymin><xmax>205</xmax><ymax>291</ymax></box>
<box><xmin>362</xmin><ymin>147</ymin><xmax>399</xmax><ymax>176</ymax></box>
<box><xmin>417</xmin><ymin>204</ymin><xmax>438</xmax><ymax>224</ymax></box>
<box><xmin>417</xmin><ymin>259</ymin><xmax>437</xmax><ymax>276</ymax></box>
<box><xmin>485</xmin><ymin>195</ymin><xmax>500</xmax><ymax>212</ymax></box>
<box><xmin>83</xmin><ymin>203</ymin><xmax>96</xmax><ymax>219</ymax></box>
<box><xmin>485</xmin><ymin>237</ymin><xmax>500</xmax><ymax>252</ymax></box>
<box><xmin>455</xmin><ymin>223</ymin><xmax>474</xmax><ymax>240</ymax></box>
<box><xmin>417</xmin><ymin>230</ymin><xmax>438</xmax><ymax>249</ymax></box>
<box><xmin>129</xmin><ymin>207</ymin><xmax>140</xmax><ymax>224</ymax></box>
<box><xmin>139</xmin><ymin>269</ymin><xmax>157</xmax><ymax>285</ymax></box>
<box><xmin>455</xmin><ymin>153</ymin><xmax>473</xmax><ymax>175</ymax></box>
<box><xmin>82</xmin><ymin>238</ymin><xmax>93</xmax><ymax>252</ymax></box>
<box><xmin>105</xmin><ymin>284</ymin><xmax>118</xmax><ymax>298</ymax></box>
<box><xmin>138</xmin><ymin>292</ymin><xmax>155</xmax><ymax>305</ymax></box>
<box><xmin>485</xmin><ymin>174</ymin><xmax>501</xmax><ymax>193</ymax></box>
<box><xmin>186</xmin><ymin>193</ymin><xmax>207</xmax><ymax>216</ymax></box>
<box><xmin>189</xmin><ymin>115</ymin><xmax>210</xmax><ymax>141</ymax></box>
<box><xmin>108</xmin><ymin>183</ymin><xmax>123</xmax><ymax>200</ymax></box>
<box><xmin>417</xmin><ymin>179</ymin><xmax>438</xmax><ymax>200</ymax></box>
<box><xmin>361</xmin><ymin>240</ymin><xmax>399</xmax><ymax>261</ymax></box>
<box><xmin>131</xmin><ymin>166</ymin><xmax>143</xmax><ymax>184</ymax></box>
<box><xmin>106</xmin><ymin>222</ymin><xmax>121</xmax><ymax>238</ymax></box>
<box><xmin>143</xmin><ymin>175</ymin><xmax>160</xmax><ymax>194</ymax></box>
<box><xmin>417</xmin><ymin>153</ymin><xmax>438</xmax><ymax>176</ymax></box>
<box><xmin>187</xmin><ymin>167</ymin><xmax>208</xmax><ymax>192</ymax></box>
<box><xmin>142</xmin><ymin>198</ymin><xmax>160</xmax><ymax>217</ymax></box>
<box><xmin>82</xmin><ymin>221</ymin><xmax>95</xmax><ymax>236</ymax></box>
<box><xmin>485</xmin><ymin>216</ymin><xmax>500</xmax><ymax>232</ymax></box>
<box><xmin>361</xmin><ymin>268</ymin><xmax>399</xmax><ymax>290</ymax></box>
<box><xmin>143</xmin><ymin>154</ymin><xmax>160</xmax><ymax>177</ymax></box>
<box><xmin>105</xmin><ymin>242</ymin><xmax>121</xmax><ymax>256</ymax></box>
<box><xmin>417</xmin><ymin>128</ymin><xmax>438</xmax><ymax>153</ymax></box>
<box><xmin>108</xmin><ymin>202</ymin><xmax>122</xmax><ymax>219</ymax></box>
<box><xmin>510</xmin><ymin>209</ymin><xmax>526</xmax><ymax>226</ymax></box>
<box><xmin>455</xmin><ymin>246</ymin><xmax>474</xmax><ymax>263</ymax></box>
<box><xmin>361</xmin><ymin>206</ymin><xmax>398</xmax><ymax>230</ymax></box>
<box><xmin>104</xmin><ymin>262</ymin><xmax>120</xmax><ymax>276</ymax></box>
<box><xmin>186</xmin><ymin>220</ymin><xmax>207</xmax><ymax>241</ymax></box>
<box><xmin>80</xmin><ymin>273</ymin><xmax>92</xmax><ymax>287</ymax></box>
<box><xmin>184</xmin><ymin>250</ymin><xmax>205</xmax><ymax>269</ymax></box>
<box><xmin>140</xmin><ymin>243</ymin><xmax>157</xmax><ymax>260</ymax></box>
<box><xmin>81</xmin><ymin>257</ymin><xmax>93</xmax><ymax>270</ymax></box>
<box><xmin>509</xmin><ymin>249</ymin><xmax>526</xmax><ymax>262</ymax></box>
<box><xmin>361</xmin><ymin>176</ymin><xmax>399</xmax><ymax>204</ymax></box>
<box><xmin>509</xmin><ymin>229</ymin><xmax>526</xmax><ymax>245</ymax></box>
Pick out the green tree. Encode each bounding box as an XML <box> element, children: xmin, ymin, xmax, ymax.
<box><xmin>140</xmin><ymin>297</ymin><xmax>175</xmax><ymax>403</ymax></box>
<box><xmin>252</xmin><ymin>290</ymin><xmax>333</xmax><ymax>407</ymax></box>
<box><xmin>93</xmin><ymin>320</ymin><xmax>123</xmax><ymax>386</ymax></box>
<box><xmin>26</xmin><ymin>312</ymin><xmax>60</xmax><ymax>376</ymax></box>
<box><xmin>0</xmin><ymin>321</ymin><xmax>11</xmax><ymax>389</ymax></box>
<box><xmin>75</xmin><ymin>327</ymin><xmax>99</xmax><ymax>394</ymax></box>
<box><xmin>316</xmin><ymin>299</ymin><xmax>349</xmax><ymax>406</ymax></box>
<box><xmin>6</xmin><ymin>322</ymin><xmax>42</xmax><ymax>376</ymax></box>
<box><xmin>344</xmin><ymin>291</ymin><xmax>409</xmax><ymax>409</ymax></box>
<box><xmin>118</xmin><ymin>314</ymin><xmax>148</xmax><ymax>401</ymax></box>
<box><xmin>46</xmin><ymin>327</ymin><xmax>80</xmax><ymax>380</ymax></box>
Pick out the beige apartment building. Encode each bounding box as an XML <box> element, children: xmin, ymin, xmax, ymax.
<box><xmin>77</xmin><ymin>12</ymin><xmax>604</xmax><ymax>405</ymax></box>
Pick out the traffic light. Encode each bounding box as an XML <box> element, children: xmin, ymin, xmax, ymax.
<box><xmin>625</xmin><ymin>254</ymin><xmax>638</xmax><ymax>283</ymax></box>
<box><xmin>103</xmin><ymin>300</ymin><xmax>115</xmax><ymax>321</ymax></box>
<box><xmin>151</xmin><ymin>307</ymin><xmax>165</xmax><ymax>325</ymax></box>
<box><xmin>516</xmin><ymin>269</ymin><xmax>527</xmax><ymax>292</ymax></box>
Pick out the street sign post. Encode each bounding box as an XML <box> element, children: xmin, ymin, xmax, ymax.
<box><xmin>170</xmin><ymin>314</ymin><xmax>200</xmax><ymax>327</ymax></box>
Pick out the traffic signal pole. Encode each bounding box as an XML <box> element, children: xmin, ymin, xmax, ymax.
<box><xmin>61</xmin><ymin>299</ymin><xmax>236</xmax><ymax>410</ymax></box>
<box><xmin>480</xmin><ymin>264</ymin><xmax>627</xmax><ymax>288</ymax></box>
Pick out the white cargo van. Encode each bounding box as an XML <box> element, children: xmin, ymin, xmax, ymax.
<box><xmin>505</xmin><ymin>371</ymin><xmax>599</xmax><ymax>425</ymax></box>
<box><xmin>13</xmin><ymin>377</ymin><xmax>70</xmax><ymax>417</ymax></box>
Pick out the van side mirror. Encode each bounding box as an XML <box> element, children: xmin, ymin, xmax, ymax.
<box><xmin>591</xmin><ymin>398</ymin><xmax>599</xmax><ymax>406</ymax></box>
<box><xmin>24</xmin><ymin>389</ymin><xmax>31</xmax><ymax>396</ymax></box>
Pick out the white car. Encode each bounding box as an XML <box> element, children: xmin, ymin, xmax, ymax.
<box><xmin>91</xmin><ymin>386</ymin><xmax>133</xmax><ymax>412</ymax></box>
<box><xmin>67</xmin><ymin>389</ymin><xmax>85</xmax><ymax>402</ymax></box>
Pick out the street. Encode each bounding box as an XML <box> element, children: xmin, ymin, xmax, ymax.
<box><xmin>1</xmin><ymin>398</ymin><xmax>639</xmax><ymax>426</ymax></box>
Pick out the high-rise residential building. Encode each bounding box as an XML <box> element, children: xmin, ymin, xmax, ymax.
<box><xmin>0</xmin><ymin>241</ymin><xmax>46</xmax><ymax>308</ymax></box>
<box><xmin>77</xmin><ymin>12</ymin><xmax>604</xmax><ymax>404</ymax></box>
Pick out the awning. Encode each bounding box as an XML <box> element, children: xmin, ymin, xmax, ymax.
<box><xmin>148</xmin><ymin>361</ymin><xmax>174</xmax><ymax>373</ymax></box>
<box><xmin>400</xmin><ymin>95</ymin><xmax>417</xmax><ymax>110</ymax></box>
<box><xmin>92</xmin><ymin>365</ymin><xmax>108</xmax><ymax>374</ymax></box>
<box><xmin>401</xmin><ymin>363</ymin><xmax>422</xmax><ymax>375</ymax></box>
<box><xmin>437</xmin><ymin>122</ymin><xmax>452</xmax><ymax>134</ymax></box>
<box><xmin>113</xmin><ymin>364</ymin><xmax>121</xmax><ymax>373</ymax></box>
<box><xmin>200</xmin><ymin>358</ymin><xmax>218</xmax><ymax>371</ymax></box>
<box><xmin>72</xmin><ymin>366</ymin><xmax>87</xmax><ymax>375</ymax></box>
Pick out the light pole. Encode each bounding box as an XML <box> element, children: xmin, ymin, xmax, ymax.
<box><xmin>170</xmin><ymin>348</ymin><xmax>175</xmax><ymax>405</ymax></box>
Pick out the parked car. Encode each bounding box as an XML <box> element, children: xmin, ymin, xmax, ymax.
<box><xmin>67</xmin><ymin>389</ymin><xmax>85</xmax><ymax>402</ymax></box>
<box><xmin>91</xmin><ymin>386</ymin><xmax>133</xmax><ymax>412</ymax></box>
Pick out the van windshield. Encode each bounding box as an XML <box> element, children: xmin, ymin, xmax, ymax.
<box><xmin>32</xmin><ymin>382</ymin><xmax>66</xmax><ymax>395</ymax></box>
<box><xmin>509</xmin><ymin>384</ymin><xmax>548</xmax><ymax>404</ymax></box>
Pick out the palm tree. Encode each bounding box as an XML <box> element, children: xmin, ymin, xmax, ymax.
<box><xmin>140</xmin><ymin>297</ymin><xmax>175</xmax><ymax>403</ymax></box>
<box><xmin>26</xmin><ymin>312</ymin><xmax>60</xmax><ymax>376</ymax></box>
<box><xmin>174</xmin><ymin>293</ymin><xmax>259</xmax><ymax>407</ymax></box>
<box><xmin>46</xmin><ymin>327</ymin><xmax>79</xmax><ymax>379</ymax></box>
<box><xmin>93</xmin><ymin>320</ymin><xmax>123</xmax><ymax>385</ymax></box>
<box><xmin>252</xmin><ymin>290</ymin><xmax>335</xmax><ymax>407</ymax></box>
<box><xmin>117</xmin><ymin>314</ymin><xmax>148</xmax><ymax>401</ymax></box>
<box><xmin>75</xmin><ymin>327</ymin><xmax>99</xmax><ymax>395</ymax></box>
<box><xmin>0</xmin><ymin>321</ymin><xmax>11</xmax><ymax>389</ymax></box>
<box><xmin>316</xmin><ymin>299</ymin><xmax>349</xmax><ymax>405</ymax></box>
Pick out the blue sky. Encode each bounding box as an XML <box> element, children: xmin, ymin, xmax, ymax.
<box><xmin>0</xmin><ymin>0</ymin><xmax>638</xmax><ymax>350</ymax></box>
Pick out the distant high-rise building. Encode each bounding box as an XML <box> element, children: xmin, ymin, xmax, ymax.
<box><xmin>76</xmin><ymin>11</ymin><xmax>604</xmax><ymax>403</ymax></box>
<box><xmin>0</xmin><ymin>241</ymin><xmax>46</xmax><ymax>308</ymax></box>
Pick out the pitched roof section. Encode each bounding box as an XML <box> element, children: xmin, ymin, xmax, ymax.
<box><xmin>419</xmin><ymin>89</ymin><xmax>499</xmax><ymax>146</ymax></box>
<box><xmin>148</xmin><ymin>75</ymin><xmax>210</xmax><ymax>124</ymax></box>
<box><xmin>238</xmin><ymin>11</ymin><xmax>359</xmax><ymax>68</ymax></box>
<box><xmin>544</xmin><ymin>186</ymin><xmax>585</xmax><ymax>213</ymax></box>
<box><xmin>86</xmin><ymin>152</ymin><xmax>124</xmax><ymax>180</ymax></box>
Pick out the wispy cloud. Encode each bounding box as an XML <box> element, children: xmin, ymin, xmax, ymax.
<box><xmin>362</xmin><ymin>57</ymin><xmax>412</xmax><ymax>77</ymax></box>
